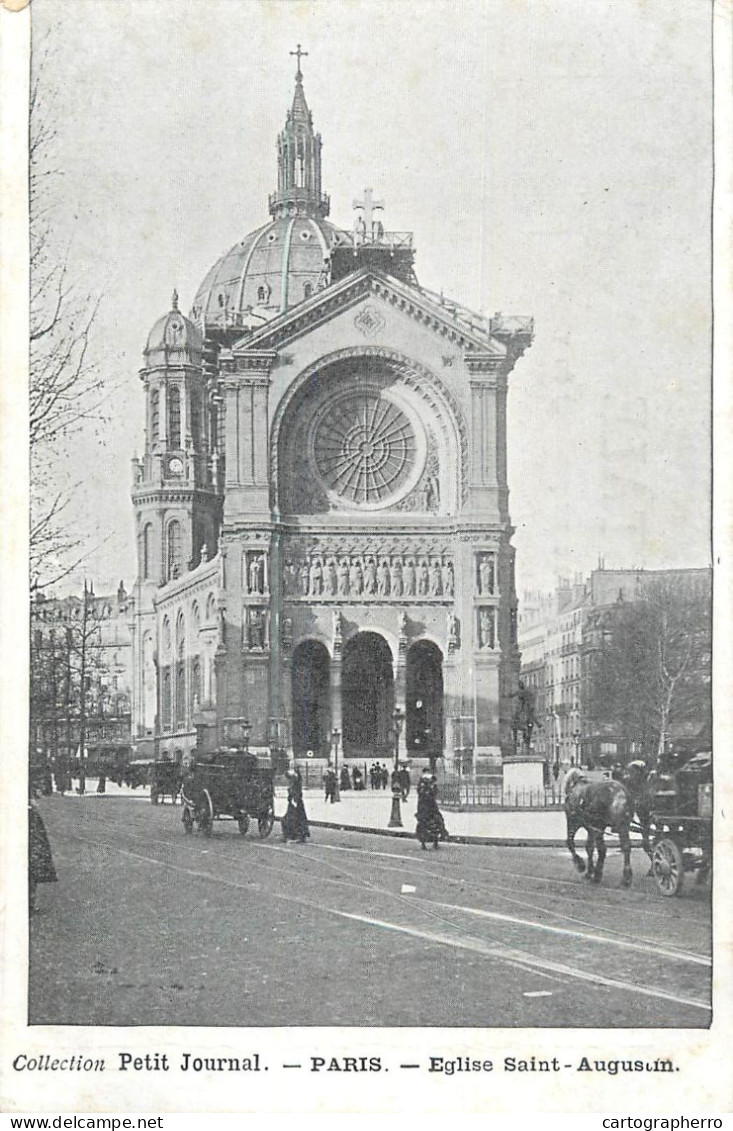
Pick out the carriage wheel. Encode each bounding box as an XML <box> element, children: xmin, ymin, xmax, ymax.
<box><xmin>238</xmin><ymin>814</ymin><xmax>250</xmax><ymax>837</ymax></box>
<box><xmin>199</xmin><ymin>790</ymin><xmax>214</xmax><ymax>837</ymax></box>
<box><xmin>652</xmin><ymin>837</ymin><xmax>685</xmax><ymax>897</ymax></box>
<box><xmin>258</xmin><ymin>813</ymin><xmax>275</xmax><ymax>839</ymax></box>
<box><xmin>182</xmin><ymin>808</ymin><xmax>194</xmax><ymax>835</ymax></box>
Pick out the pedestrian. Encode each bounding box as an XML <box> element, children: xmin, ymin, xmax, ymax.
<box><xmin>340</xmin><ymin>765</ymin><xmax>351</xmax><ymax>791</ymax></box>
<box><xmin>28</xmin><ymin>796</ymin><xmax>57</xmax><ymax>913</ymax></box>
<box><xmin>398</xmin><ymin>765</ymin><xmax>411</xmax><ymax>801</ymax></box>
<box><xmin>323</xmin><ymin>764</ymin><xmax>337</xmax><ymax>803</ymax></box>
<box><xmin>415</xmin><ymin>769</ymin><xmax>448</xmax><ymax>850</ymax></box>
<box><xmin>97</xmin><ymin>765</ymin><xmax>107</xmax><ymax>793</ymax></box>
<box><xmin>352</xmin><ymin>767</ymin><xmax>364</xmax><ymax>791</ymax></box>
<box><xmin>282</xmin><ymin>769</ymin><xmax>310</xmax><ymax>842</ymax></box>
<box><xmin>381</xmin><ymin>765</ymin><xmax>389</xmax><ymax>790</ymax></box>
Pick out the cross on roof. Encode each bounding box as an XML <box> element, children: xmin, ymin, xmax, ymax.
<box><xmin>290</xmin><ymin>44</ymin><xmax>308</xmax><ymax>81</ymax></box>
<box><xmin>352</xmin><ymin>187</ymin><xmax>385</xmax><ymax>230</ymax></box>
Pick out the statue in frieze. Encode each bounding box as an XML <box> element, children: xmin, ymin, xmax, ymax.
<box><xmin>349</xmin><ymin>558</ymin><xmax>363</xmax><ymax>597</ymax></box>
<box><xmin>297</xmin><ymin>561</ymin><xmax>309</xmax><ymax>596</ymax></box>
<box><xmin>309</xmin><ymin>557</ymin><xmax>323</xmax><ymax>596</ymax></box>
<box><xmin>429</xmin><ymin>559</ymin><xmax>443</xmax><ymax>596</ymax></box>
<box><xmin>325</xmin><ymin>558</ymin><xmax>337</xmax><ymax>596</ymax></box>
<box><xmin>417</xmin><ymin>558</ymin><xmax>429</xmax><ymax>597</ymax></box>
<box><xmin>337</xmin><ymin>559</ymin><xmax>350</xmax><ymax>596</ymax></box>
<box><xmin>403</xmin><ymin>559</ymin><xmax>416</xmax><ymax>596</ymax></box>
<box><xmin>377</xmin><ymin>559</ymin><xmax>390</xmax><ymax>597</ymax></box>
<box><xmin>364</xmin><ymin>557</ymin><xmax>377</xmax><ymax>595</ymax></box>
<box><xmin>442</xmin><ymin>560</ymin><xmax>454</xmax><ymax>597</ymax></box>
<box><xmin>390</xmin><ymin>557</ymin><xmax>403</xmax><ymax>597</ymax></box>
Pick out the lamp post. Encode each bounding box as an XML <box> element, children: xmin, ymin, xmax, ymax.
<box><xmin>388</xmin><ymin>707</ymin><xmax>405</xmax><ymax>828</ymax></box>
<box><xmin>331</xmin><ymin>727</ymin><xmax>341</xmax><ymax>803</ymax></box>
<box><xmin>392</xmin><ymin>706</ymin><xmax>404</xmax><ymax>773</ymax></box>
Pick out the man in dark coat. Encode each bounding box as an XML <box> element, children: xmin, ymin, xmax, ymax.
<box><xmin>323</xmin><ymin>765</ymin><xmax>337</xmax><ymax>803</ymax></box>
<box><xmin>282</xmin><ymin>770</ymin><xmax>310</xmax><ymax>842</ymax></box>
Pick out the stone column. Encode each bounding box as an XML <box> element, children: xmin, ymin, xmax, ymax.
<box><xmin>330</xmin><ymin>611</ymin><xmax>343</xmax><ymax>739</ymax></box>
<box><xmin>394</xmin><ymin>616</ymin><xmax>408</xmax><ymax>764</ymax></box>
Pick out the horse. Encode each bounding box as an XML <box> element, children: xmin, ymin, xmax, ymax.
<box><xmin>620</xmin><ymin>760</ymin><xmax>654</xmax><ymax>869</ymax></box>
<box><xmin>564</xmin><ymin>768</ymin><xmax>634</xmax><ymax>887</ymax></box>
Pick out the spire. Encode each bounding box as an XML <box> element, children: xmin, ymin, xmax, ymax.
<box><xmin>171</xmin><ymin>288</ymin><xmax>179</xmax><ymax>311</ymax></box>
<box><xmin>269</xmin><ymin>48</ymin><xmax>329</xmax><ymax>220</ymax></box>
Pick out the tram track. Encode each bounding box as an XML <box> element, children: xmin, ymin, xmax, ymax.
<box><xmin>61</xmin><ymin>816</ymin><xmax>712</xmax><ymax>1016</ymax></box>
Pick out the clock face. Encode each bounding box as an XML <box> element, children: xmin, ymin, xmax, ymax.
<box><xmin>168</xmin><ymin>457</ymin><xmax>184</xmax><ymax>476</ymax></box>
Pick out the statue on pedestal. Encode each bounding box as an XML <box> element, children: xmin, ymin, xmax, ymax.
<box><xmin>509</xmin><ymin>680</ymin><xmax>538</xmax><ymax>754</ymax></box>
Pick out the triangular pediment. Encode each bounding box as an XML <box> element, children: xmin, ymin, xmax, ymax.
<box><xmin>231</xmin><ymin>267</ymin><xmax>506</xmax><ymax>357</ymax></box>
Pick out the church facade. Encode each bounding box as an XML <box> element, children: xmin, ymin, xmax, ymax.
<box><xmin>130</xmin><ymin>57</ymin><xmax>533</xmax><ymax>775</ymax></box>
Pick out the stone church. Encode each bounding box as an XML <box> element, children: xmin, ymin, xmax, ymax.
<box><xmin>130</xmin><ymin>54</ymin><xmax>533</xmax><ymax>776</ymax></box>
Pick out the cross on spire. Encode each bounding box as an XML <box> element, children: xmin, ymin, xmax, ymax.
<box><xmin>353</xmin><ymin>187</ymin><xmax>385</xmax><ymax>231</ymax></box>
<box><xmin>290</xmin><ymin>43</ymin><xmax>308</xmax><ymax>81</ymax></box>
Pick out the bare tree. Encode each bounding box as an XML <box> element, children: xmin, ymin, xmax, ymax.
<box><xmin>29</xmin><ymin>46</ymin><xmax>107</xmax><ymax>592</ymax></box>
<box><xmin>584</xmin><ymin>575</ymin><xmax>711</xmax><ymax>763</ymax></box>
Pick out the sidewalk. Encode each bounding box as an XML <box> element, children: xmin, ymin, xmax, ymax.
<box><xmin>59</xmin><ymin>779</ymin><xmax>642</xmax><ymax>848</ymax></box>
<box><xmin>303</xmin><ymin>789</ymin><xmax>568</xmax><ymax>845</ymax></box>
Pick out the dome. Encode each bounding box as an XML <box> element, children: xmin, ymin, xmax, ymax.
<box><xmin>192</xmin><ymin>215</ymin><xmax>349</xmax><ymax>332</ymax></box>
<box><xmin>145</xmin><ymin>291</ymin><xmax>203</xmax><ymax>365</ymax></box>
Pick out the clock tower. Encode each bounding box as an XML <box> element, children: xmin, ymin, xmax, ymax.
<box><xmin>130</xmin><ymin>291</ymin><xmax>222</xmax><ymax>751</ymax></box>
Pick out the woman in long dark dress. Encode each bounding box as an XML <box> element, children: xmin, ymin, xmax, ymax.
<box><xmin>29</xmin><ymin>799</ymin><xmax>57</xmax><ymax>912</ymax></box>
<box><xmin>281</xmin><ymin>770</ymin><xmax>310</xmax><ymax>843</ymax></box>
<box><xmin>415</xmin><ymin>770</ymin><xmax>448</xmax><ymax>849</ymax></box>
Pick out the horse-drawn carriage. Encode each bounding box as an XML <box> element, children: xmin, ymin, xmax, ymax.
<box><xmin>645</xmin><ymin>752</ymin><xmax>712</xmax><ymax>897</ymax></box>
<box><xmin>180</xmin><ymin>749</ymin><xmax>275</xmax><ymax>838</ymax></box>
<box><xmin>150</xmin><ymin>759</ymin><xmax>183</xmax><ymax>805</ymax></box>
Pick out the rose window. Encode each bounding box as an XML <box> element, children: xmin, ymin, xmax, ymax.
<box><xmin>311</xmin><ymin>389</ymin><xmax>423</xmax><ymax>507</ymax></box>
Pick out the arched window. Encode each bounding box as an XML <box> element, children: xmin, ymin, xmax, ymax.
<box><xmin>142</xmin><ymin>523</ymin><xmax>153</xmax><ymax>580</ymax></box>
<box><xmin>167</xmin><ymin>521</ymin><xmax>182</xmax><ymax>580</ymax></box>
<box><xmin>168</xmin><ymin>386</ymin><xmax>181</xmax><ymax>449</ymax></box>
<box><xmin>205</xmin><ymin>592</ymin><xmax>216</xmax><ymax>623</ymax></box>
<box><xmin>150</xmin><ymin>389</ymin><xmax>159</xmax><ymax>444</ymax></box>
<box><xmin>190</xmin><ymin>389</ymin><xmax>201</xmax><ymax>448</ymax></box>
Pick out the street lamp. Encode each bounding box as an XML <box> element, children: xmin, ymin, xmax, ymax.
<box><xmin>392</xmin><ymin>706</ymin><xmax>404</xmax><ymax>773</ymax></box>
<box><xmin>388</xmin><ymin>707</ymin><xmax>405</xmax><ymax>829</ymax></box>
<box><xmin>331</xmin><ymin>727</ymin><xmax>341</xmax><ymax>803</ymax></box>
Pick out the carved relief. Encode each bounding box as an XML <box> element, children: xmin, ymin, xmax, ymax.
<box><xmin>478</xmin><ymin>606</ymin><xmax>497</xmax><ymax>650</ymax></box>
<box><xmin>354</xmin><ymin>305</ymin><xmax>386</xmax><ymax>339</ymax></box>
<box><xmin>281</xmin><ymin>542</ymin><xmax>455</xmax><ymax>604</ymax></box>
<box><xmin>244</xmin><ymin>550</ymin><xmax>268</xmax><ymax>595</ymax></box>
<box><xmin>245</xmin><ymin>607</ymin><xmax>269</xmax><ymax>650</ymax></box>
<box><xmin>477</xmin><ymin>552</ymin><xmax>496</xmax><ymax>595</ymax></box>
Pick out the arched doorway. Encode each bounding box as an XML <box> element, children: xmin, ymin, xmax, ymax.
<box><xmin>292</xmin><ymin>640</ymin><xmax>331</xmax><ymax>756</ymax></box>
<box><xmin>342</xmin><ymin>632</ymin><xmax>394</xmax><ymax>758</ymax></box>
<box><xmin>406</xmin><ymin>640</ymin><xmax>444</xmax><ymax>765</ymax></box>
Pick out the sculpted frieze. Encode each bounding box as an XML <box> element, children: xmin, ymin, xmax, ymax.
<box><xmin>281</xmin><ymin>542</ymin><xmax>455</xmax><ymax>603</ymax></box>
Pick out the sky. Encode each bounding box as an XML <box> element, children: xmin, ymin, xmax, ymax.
<box><xmin>31</xmin><ymin>0</ymin><xmax>713</xmax><ymax>598</ymax></box>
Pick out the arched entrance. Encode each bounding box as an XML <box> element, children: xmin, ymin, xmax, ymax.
<box><xmin>342</xmin><ymin>632</ymin><xmax>394</xmax><ymax>757</ymax></box>
<box><xmin>406</xmin><ymin>640</ymin><xmax>444</xmax><ymax>765</ymax></box>
<box><xmin>292</xmin><ymin>640</ymin><xmax>331</xmax><ymax>756</ymax></box>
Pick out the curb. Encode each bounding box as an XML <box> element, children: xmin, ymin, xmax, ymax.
<box><xmin>307</xmin><ymin>818</ymin><xmax>647</xmax><ymax>850</ymax></box>
<box><xmin>307</xmin><ymin>818</ymin><xmax>568</xmax><ymax>848</ymax></box>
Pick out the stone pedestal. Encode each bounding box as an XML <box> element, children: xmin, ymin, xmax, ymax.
<box><xmin>502</xmin><ymin>755</ymin><xmax>545</xmax><ymax>797</ymax></box>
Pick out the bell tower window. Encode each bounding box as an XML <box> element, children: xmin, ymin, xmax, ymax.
<box><xmin>167</xmin><ymin>520</ymin><xmax>182</xmax><ymax>580</ymax></box>
<box><xmin>168</xmin><ymin>386</ymin><xmax>181</xmax><ymax>449</ymax></box>
<box><xmin>150</xmin><ymin>389</ymin><xmax>159</xmax><ymax>445</ymax></box>
<box><xmin>142</xmin><ymin>523</ymin><xmax>153</xmax><ymax>579</ymax></box>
